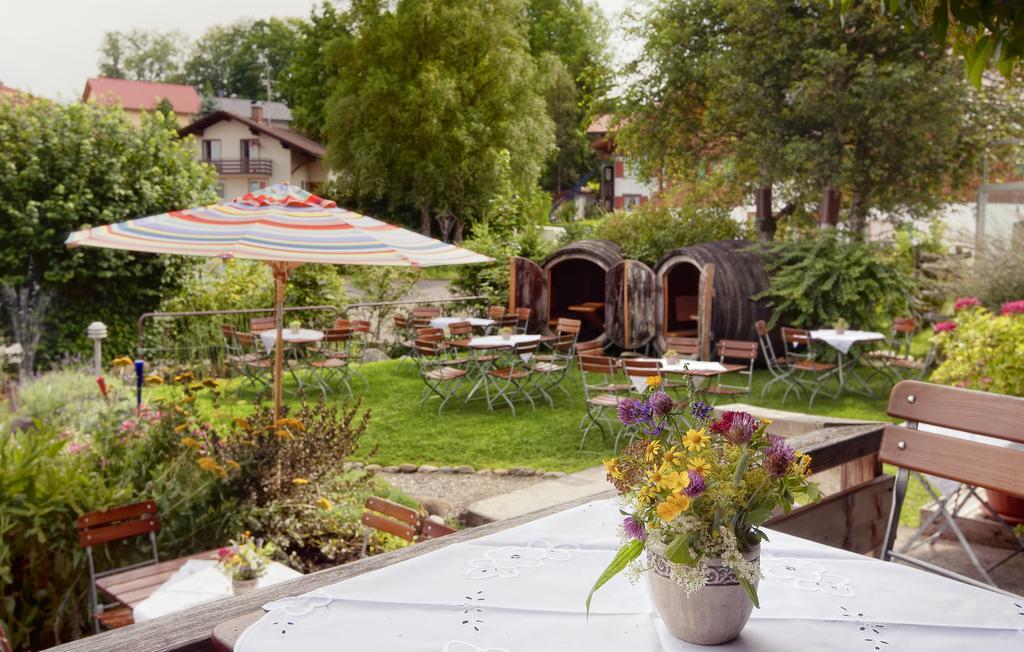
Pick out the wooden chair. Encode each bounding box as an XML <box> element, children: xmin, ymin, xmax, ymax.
<box><xmin>413</xmin><ymin>339</ymin><xmax>469</xmax><ymax>414</ymax></box>
<box><xmin>249</xmin><ymin>316</ymin><xmax>276</xmax><ymax>333</ymax></box>
<box><xmin>663</xmin><ymin>335</ymin><xmax>699</xmax><ymax>360</ymax></box>
<box><xmin>880</xmin><ymin>381</ymin><xmax>1024</xmax><ymax>594</ymax></box>
<box><xmin>420</xmin><ymin>518</ymin><xmax>457</xmax><ymax>540</ymax></box>
<box><xmin>310</xmin><ymin>328</ymin><xmax>354</xmax><ymax>397</ymax></box>
<box><xmin>574</xmin><ymin>340</ymin><xmax>604</xmax><ymax>357</ymax></box>
<box><xmin>77</xmin><ymin>501</ymin><xmax>161</xmax><ymax>632</ymax></box>
<box><xmin>781</xmin><ymin>327</ymin><xmax>839</xmax><ymax>407</ymax></box>
<box><xmin>348</xmin><ymin>319</ymin><xmax>373</xmax><ymax>390</ymax></box>
<box><xmin>531</xmin><ymin>332</ymin><xmax>575</xmax><ymax>406</ymax></box>
<box><xmin>233</xmin><ymin>332</ymin><xmax>272</xmax><ymax>388</ymax></box>
<box><xmin>515</xmin><ymin>307</ymin><xmax>532</xmax><ymax>334</ymax></box>
<box><xmin>555</xmin><ymin>317</ymin><xmax>582</xmax><ymax>336</ymax></box>
<box><xmin>866</xmin><ymin>317</ymin><xmax>936</xmax><ymax>382</ymax></box>
<box><xmin>487</xmin><ymin>305</ymin><xmax>507</xmax><ymax>320</ymax></box>
<box><xmin>485</xmin><ymin>339</ymin><xmax>541</xmax><ymax>416</ymax></box>
<box><xmin>704</xmin><ymin>339</ymin><xmax>758</xmax><ymax>402</ymax></box>
<box><xmin>359</xmin><ymin>497</ymin><xmax>456</xmax><ymax>558</ymax></box>
<box><xmin>577</xmin><ymin>355</ymin><xmax>628</xmax><ymax>451</ymax></box>
<box><xmin>411</xmin><ymin>306</ymin><xmax>442</xmax><ymax>330</ymax></box>
<box><xmin>754</xmin><ymin>320</ymin><xmax>800</xmax><ymax>398</ymax></box>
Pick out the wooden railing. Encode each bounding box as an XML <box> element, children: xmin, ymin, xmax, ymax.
<box><xmin>47</xmin><ymin>423</ymin><xmax>888</xmax><ymax>652</ymax></box>
<box><xmin>203</xmin><ymin>159</ymin><xmax>273</xmax><ymax>176</ymax></box>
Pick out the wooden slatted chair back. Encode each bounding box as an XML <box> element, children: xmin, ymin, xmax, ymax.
<box><xmin>221</xmin><ymin>324</ymin><xmax>236</xmax><ymax>337</ymax></box>
<box><xmin>413</xmin><ymin>338</ymin><xmax>445</xmax><ymax>357</ymax></box>
<box><xmin>249</xmin><ymin>316</ymin><xmax>276</xmax><ymax>332</ymax></box>
<box><xmin>515</xmin><ymin>307</ymin><xmax>532</xmax><ymax>322</ymax></box>
<box><xmin>394</xmin><ymin>314</ymin><xmax>410</xmax><ymax>330</ymax></box>
<box><xmin>664</xmin><ymin>336</ymin><xmax>699</xmax><ymax>357</ymax></box>
<box><xmin>235</xmin><ymin>332</ymin><xmax>260</xmax><ymax>348</ymax></box>
<box><xmin>420</xmin><ymin>519</ymin><xmax>457</xmax><ymax>540</ymax></box>
<box><xmin>881</xmin><ymin>381</ymin><xmax>1024</xmax><ymax>497</ymax></box>
<box><xmin>76</xmin><ymin>501</ymin><xmax>160</xmax><ymax>549</ymax></box>
<box><xmin>448</xmin><ymin>321</ymin><xmax>474</xmax><ymax>338</ymax></box>
<box><xmin>575</xmin><ymin>340</ymin><xmax>603</xmax><ymax>357</ymax></box>
<box><xmin>548</xmin><ymin>332</ymin><xmax>576</xmax><ymax>353</ymax></box>
<box><xmin>361</xmin><ymin>497</ymin><xmax>419</xmax><ymax>543</ymax></box>
<box><xmin>512</xmin><ymin>340</ymin><xmax>540</xmax><ymax>356</ymax></box>
<box><xmin>495</xmin><ymin>314</ymin><xmax>518</xmax><ymax>329</ymax></box>
<box><xmin>415</xmin><ymin>327</ymin><xmax>445</xmax><ymax>342</ymax></box>
<box><xmin>716</xmin><ymin>339</ymin><xmax>758</xmax><ymax>362</ymax></box>
<box><xmin>781</xmin><ymin>326</ymin><xmax>810</xmax><ymax>347</ymax></box>
<box><xmin>556</xmin><ymin>318</ymin><xmax>582</xmax><ymax>335</ymax></box>
<box><xmin>578</xmin><ymin>354</ymin><xmax>619</xmax><ymax>376</ymax></box>
<box><xmin>892</xmin><ymin>317</ymin><xmax>917</xmax><ymax>334</ymax></box>
<box><xmin>488</xmin><ymin>305</ymin><xmax>507</xmax><ymax>320</ymax></box>
<box><xmin>622</xmin><ymin>358</ymin><xmax>661</xmax><ymax>378</ymax></box>
<box><xmin>351</xmin><ymin>320</ymin><xmax>371</xmax><ymax>334</ymax></box>
<box><xmin>333</xmin><ymin>318</ymin><xmax>352</xmax><ymax>330</ymax></box>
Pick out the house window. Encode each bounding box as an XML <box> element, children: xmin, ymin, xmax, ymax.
<box><xmin>622</xmin><ymin>195</ymin><xmax>644</xmax><ymax>210</ymax></box>
<box><xmin>202</xmin><ymin>139</ymin><xmax>221</xmax><ymax>161</ymax></box>
<box><xmin>248</xmin><ymin>179</ymin><xmax>267</xmax><ymax>193</ymax></box>
<box><xmin>240</xmin><ymin>139</ymin><xmax>260</xmax><ymax>160</ymax></box>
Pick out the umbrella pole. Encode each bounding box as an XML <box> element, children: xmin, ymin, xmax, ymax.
<box><xmin>272</xmin><ymin>264</ymin><xmax>286</xmax><ymax>422</ymax></box>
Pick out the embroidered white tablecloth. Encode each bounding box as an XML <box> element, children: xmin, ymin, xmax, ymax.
<box><xmin>234</xmin><ymin>499</ymin><xmax>1024</xmax><ymax>651</ymax></box>
<box><xmin>431</xmin><ymin>317</ymin><xmax>496</xmax><ymax>329</ymax></box>
<box><xmin>809</xmin><ymin>329</ymin><xmax>885</xmax><ymax>355</ymax></box>
<box><xmin>134</xmin><ymin>559</ymin><xmax>302</xmax><ymax>623</ymax></box>
<box><xmin>259</xmin><ymin>328</ymin><xmax>324</xmax><ymax>353</ymax></box>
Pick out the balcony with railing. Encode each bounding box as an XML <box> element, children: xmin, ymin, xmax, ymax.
<box><xmin>203</xmin><ymin>158</ymin><xmax>273</xmax><ymax>176</ymax></box>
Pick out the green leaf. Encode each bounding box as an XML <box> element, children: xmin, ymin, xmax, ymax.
<box><xmin>586</xmin><ymin>538</ymin><xmax>644</xmax><ymax>617</ymax></box>
<box><xmin>931</xmin><ymin>0</ymin><xmax>949</xmax><ymax>44</ymax></box>
<box><xmin>967</xmin><ymin>36</ymin><xmax>995</xmax><ymax>87</ymax></box>
<box><xmin>665</xmin><ymin>532</ymin><xmax>696</xmax><ymax>565</ymax></box>
<box><xmin>732</xmin><ymin>448</ymin><xmax>750</xmax><ymax>485</ymax></box>
<box><xmin>739</xmin><ymin>575</ymin><xmax>760</xmax><ymax>609</ymax></box>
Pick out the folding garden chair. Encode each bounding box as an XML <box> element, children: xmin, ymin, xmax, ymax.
<box><xmin>663</xmin><ymin>335</ymin><xmax>699</xmax><ymax>360</ymax></box>
<box><xmin>530</xmin><ymin>332</ymin><xmax>575</xmax><ymax>406</ymax></box>
<box><xmin>411</xmin><ymin>305</ymin><xmax>442</xmax><ymax>330</ymax></box>
<box><xmin>865</xmin><ymin>317</ymin><xmax>937</xmax><ymax>382</ymax></box>
<box><xmin>249</xmin><ymin>315</ymin><xmax>276</xmax><ymax>332</ymax></box>
<box><xmin>447</xmin><ymin>320</ymin><xmax>474</xmax><ymax>340</ymax></box>
<box><xmin>515</xmin><ymin>307</ymin><xmax>533</xmax><ymax>334</ymax></box>
<box><xmin>575</xmin><ymin>340</ymin><xmax>603</xmax><ymax>356</ymax></box>
<box><xmin>703</xmin><ymin>339</ymin><xmax>758</xmax><ymax>403</ymax></box>
<box><xmin>485</xmin><ymin>339</ymin><xmax>540</xmax><ymax>416</ymax></box>
<box><xmin>577</xmin><ymin>354</ymin><xmax>628</xmax><ymax>451</ymax></box>
<box><xmin>233</xmin><ymin>332</ymin><xmax>272</xmax><ymax>389</ymax></box>
<box><xmin>348</xmin><ymin>319</ymin><xmax>373</xmax><ymax>390</ymax></box>
<box><xmin>413</xmin><ymin>339</ymin><xmax>469</xmax><ymax>414</ymax></box>
<box><xmin>780</xmin><ymin>326</ymin><xmax>839</xmax><ymax>407</ymax></box>
<box><xmin>881</xmin><ymin>380</ymin><xmax>1024</xmax><ymax>595</ymax></box>
<box><xmin>754</xmin><ymin>320</ymin><xmax>800</xmax><ymax>398</ymax></box>
<box><xmin>359</xmin><ymin>497</ymin><xmax>456</xmax><ymax>558</ymax></box>
<box><xmin>309</xmin><ymin>328</ymin><xmax>354</xmax><ymax>398</ymax></box>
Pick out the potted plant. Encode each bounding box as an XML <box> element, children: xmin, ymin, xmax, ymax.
<box><xmin>588</xmin><ymin>387</ymin><xmax>820</xmax><ymax>645</ymax></box>
<box><xmin>217</xmin><ymin>532</ymin><xmax>275</xmax><ymax>595</ymax></box>
<box><xmin>289</xmin><ymin>319</ymin><xmax>301</xmax><ymax>335</ymax></box>
<box><xmin>663</xmin><ymin>349</ymin><xmax>680</xmax><ymax>365</ymax></box>
<box><xmin>498</xmin><ymin>326</ymin><xmax>513</xmax><ymax>341</ymax></box>
<box><xmin>832</xmin><ymin>318</ymin><xmax>848</xmax><ymax>335</ymax></box>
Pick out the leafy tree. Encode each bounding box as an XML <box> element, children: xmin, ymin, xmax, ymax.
<box><xmin>285</xmin><ymin>2</ymin><xmax>351</xmax><ymax>141</ymax></box>
<box><xmin>97</xmin><ymin>29</ymin><xmax>187</xmax><ymax>81</ymax></box>
<box><xmin>595</xmin><ymin>204</ymin><xmax>744</xmax><ymax>266</ymax></box>
<box><xmin>324</xmin><ymin>0</ymin><xmax>554</xmax><ymax>238</ymax></box>
<box><xmin>622</xmin><ymin>0</ymin><xmax>971</xmax><ymax>236</ymax></box>
<box><xmin>0</xmin><ymin>97</ymin><xmax>218</xmax><ymax>367</ymax></box>
<box><xmin>183</xmin><ymin>18</ymin><xmax>303</xmax><ymax>102</ymax></box>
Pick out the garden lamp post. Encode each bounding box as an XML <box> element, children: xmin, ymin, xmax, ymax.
<box><xmin>86</xmin><ymin>321</ymin><xmax>108</xmax><ymax>374</ymax></box>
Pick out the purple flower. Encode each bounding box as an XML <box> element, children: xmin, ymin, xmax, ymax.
<box><xmin>623</xmin><ymin>516</ymin><xmax>646</xmax><ymax>541</ymax></box>
<box><xmin>765</xmin><ymin>439</ymin><xmax>796</xmax><ymax>477</ymax></box>
<box><xmin>713</xmin><ymin>411</ymin><xmax>757</xmax><ymax>445</ymax></box>
<box><xmin>683</xmin><ymin>469</ymin><xmax>705</xmax><ymax>497</ymax></box>
<box><xmin>689</xmin><ymin>400</ymin><xmax>712</xmax><ymax>421</ymax></box>
<box><xmin>617</xmin><ymin>397</ymin><xmax>654</xmax><ymax>427</ymax></box>
<box><xmin>650</xmin><ymin>392</ymin><xmax>674</xmax><ymax>417</ymax></box>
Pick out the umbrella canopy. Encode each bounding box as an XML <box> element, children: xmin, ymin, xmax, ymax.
<box><xmin>66</xmin><ymin>183</ymin><xmax>492</xmax><ymax>419</ymax></box>
<box><xmin>65</xmin><ymin>183</ymin><xmax>491</xmax><ymax>267</ymax></box>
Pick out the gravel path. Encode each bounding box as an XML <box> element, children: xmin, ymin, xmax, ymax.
<box><xmin>378</xmin><ymin>471</ymin><xmax>544</xmax><ymax>521</ymax></box>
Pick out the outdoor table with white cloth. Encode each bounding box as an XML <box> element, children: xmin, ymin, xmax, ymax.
<box><xmin>633</xmin><ymin>358</ymin><xmax>729</xmax><ymax>393</ymax></box>
<box><xmin>809</xmin><ymin>329</ymin><xmax>886</xmax><ymax>396</ymax></box>
<box><xmin>430</xmin><ymin>316</ymin><xmax>496</xmax><ymax>330</ymax></box>
<box><xmin>452</xmin><ymin>334</ymin><xmax>542</xmax><ymax>403</ymax></box>
<box><xmin>230</xmin><ymin>498</ymin><xmax>1023</xmax><ymax>651</ymax></box>
<box><xmin>258</xmin><ymin>328</ymin><xmax>325</xmax><ymax>392</ymax></box>
<box><xmin>133</xmin><ymin>559</ymin><xmax>301</xmax><ymax>623</ymax></box>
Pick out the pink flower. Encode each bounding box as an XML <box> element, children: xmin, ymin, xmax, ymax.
<box><xmin>66</xmin><ymin>441</ymin><xmax>90</xmax><ymax>455</ymax></box>
<box><xmin>934</xmin><ymin>321</ymin><xmax>957</xmax><ymax>333</ymax></box>
<box><xmin>953</xmin><ymin>296</ymin><xmax>981</xmax><ymax>311</ymax></box>
<box><xmin>1000</xmin><ymin>300</ymin><xmax>1024</xmax><ymax>316</ymax></box>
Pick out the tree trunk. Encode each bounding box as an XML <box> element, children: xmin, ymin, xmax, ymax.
<box><xmin>452</xmin><ymin>217</ymin><xmax>464</xmax><ymax>244</ymax></box>
<box><xmin>848</xmin><ymin>191</ymin><xmax>869</xmax><ymax>238</ymax></box>
<box><xmin>754</xmin><ymin>187</ymin><xmax>777</xmax><ymax>241</ymax></box>
<box><xmin>419</xmin><ymin>206</ymin><xmax>431</xmax><ymax>236</ymax></box>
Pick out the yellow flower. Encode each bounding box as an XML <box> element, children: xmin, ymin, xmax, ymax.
<box><xmin>797</xmin><ymin>453</ymin><xmax>812</xmax><ymax>475</ymax></box>
<box><xmin>275</xmin><ymin>429</ymin><xmax>295</xmax><ymax>439</ymax></box>
<box><xmin>662</xmin><ymin>446</ymin><xmax>685</xmax><ymax>467</ymax></box>
<box><xmin>648</xmin><ymin>468</ymin><xmax>665</xmax><ymax>489</ymax></box>
<box><xmin>637</xmin><ymin>485</ymin><xmax>657</xmax><ymax>505</ymax></box>
<box><xmin>291</xmin><ymin>477</ymin><xmax>310</xmax><ymax>485</ymax></box>
<box><xmin>656</xmin><ymin>493</ymin><xmax>691</xmax><ymax>522</ymax></box>
<box><xmin>645</xmin><ymin>375</ymin><xmax>662</xmax><ymax>388</ymax></box>
<box><xmin>144</xmin><ymin>375</ymin><xmax>164</xmax><ymax>386</ymax></box>
<box><xmin>316</xmin><ymin>497</ymin><xmax>332</xmax><ymax>510</ymax></box>
<box><xmin>644</xmin><ymin>440</ymin><xmax>663</xmax><ymax>463</ymax></box>
<box><xmin>274</xmin><ymin>418</ymin><xmax>306</xmax><ymax>432</ymax></box>
<box><xmin>688</xmin><ymin>456</ymin><xmax>712</xmax><ymax>476</ymax></box>
<box><xmin>197</xmin><ymin>457</ymin><xmax>227</xmax><ymax>477</ymax></box>
<box><xmin>682</xmin><ymin>428</ymin><xmax>709</xmax><ymax>452</ymax></box>
<box><xmin>202</xmin><ymin>378</ymin><xmax>220</xmax><ymax>388</ymax></box>
<box><xmin>226</xmin><ymin>460</ymin><xmax>241</xmax><ymax>471</ymax></box>
<box><xmin>111</xmin><ymin>356</ymin><xmax>134</xmax><ymax>367</ymax></box>
<box><xmin>180</xmin><ymin>436</ymin><xmax>200</xmax><ymax>449</ymax></box>
<box><xmin>173</xmin><ymin>371</ymin><xmax>195</xmax><ymax>383</ymax></box>
<box><xmin>660</xmin><ymin>469</ymin><xmax>690</xmax><ymax>492</ymax></box>
<box><xmin>189</xmin><ymin>383</ymin><xmax>204</xmax><ymax>392</ymax></box>
<box><xmin>234</xmin><ymin>418</ymin><xmax>252</xmax><ymax>431</ymax></box>
<box><xmin>603</xmin><ymin>457</ymin><xmax>623</xmax><ymax>480</ymax></box>
<box><xmin>174</xmin><ymin>423</ymin><xmax>190</xmax><ymax>433</ymax></box>
<box><xmin>180</xmin><ymin>395</ymin><xmax>196</xmax><ymax>404</ymax></box>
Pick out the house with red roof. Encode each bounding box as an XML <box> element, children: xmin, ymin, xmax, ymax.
<box><xmin>82</xmin><ymin>77</ymin><xmax>201</xmax><ymax>127</ymax></box>
<box><xmin>587</xmin><ymin>114</ymin><xmax>663</xmax><ymax>212</ymax></box>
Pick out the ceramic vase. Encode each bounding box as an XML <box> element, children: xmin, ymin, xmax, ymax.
<box><xmin>646</xmin><ymin>538</ymin><xmax>759</xmax><ymax>645</ymax></box>
<box><xmin>232</xmin><ymin>577</ymin><xmax>260</xmax><ymax>595</ymax></box>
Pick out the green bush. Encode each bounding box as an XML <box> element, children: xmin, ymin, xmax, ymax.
<box><xmin>755</xmin><ymin>232</ymin><xmax>916</xmax><ymax>330</ymax></box>
<box><xmin>968</xmin><ymin>242</ymin><xmax>1024</xmax><ymax>311</ymax></box>
<box><xmin>931</xmin><ymin>305</ymin><xmax>1024</xmax><ymax>397</ymax></box>
<box><xmin>594</xmin><ymin>204</ymin><xmax>743</xmax><ymax>265</ymax></box>
<box><xmin>452</xmin><ymin>224</ymin><xmax>555</xmax><ymax>306</ymax></box>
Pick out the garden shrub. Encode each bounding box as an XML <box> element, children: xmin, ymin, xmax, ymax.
<box><xmin>931</xmin><ymin>302</ymin><xmax>1024</xmax><ymax>397</ymax></box>
<box><xmin>968</xmin><ymin>242</ymin><xmax>1024</xmax><ymax>311</ymax></box>
<box><xmin>755</xmin><ymin>232</ymin><xmax>916</xmax><ymax>330</ymax></box>
<box><xmin>452</xmin><ymin>224</ymin><xmax>555</xmax><ymax>306</ymax></box>
<box><xmin>594</xmin><ymin>203</ymin><xmax>743</xmax><ymax>265</ymax></box>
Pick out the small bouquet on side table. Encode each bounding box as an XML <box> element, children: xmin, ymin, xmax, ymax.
<box><xmin>588</xmin><ymin>382</ymin><xmax>820</xmax><ymax>645</ymax></box>
<box><xmin>218</xmin><ymin>532</ymin><xmax>275</xmax><ymax>594</ymax></box>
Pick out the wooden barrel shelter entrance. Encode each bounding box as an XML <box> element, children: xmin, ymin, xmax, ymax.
<box><xmin>541</xmin><ymin>239</ymin><xmax>621</xmax><ymax>343</ymax></box>
<box><xmin>654</xmin><ymin>240</ymin><xmax>771</xmax><ymax>358</ymax></box>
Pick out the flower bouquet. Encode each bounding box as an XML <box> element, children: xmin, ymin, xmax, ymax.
<box><xmin>832</xmin><ymin>318</ymin><xmax>848</xmax><ymax>335</ymax></box>
<box><xmin>218</xmin><ymin>532</ymin><xmax>275</xmax><ymax>594</ymax></box>
<box><xmin>663</xmin><ymin>349</ymin><xmax>680</xmax><ymax>365</ymax></box>
<box><xmin>289</xmin><ymin>319</ymin><xmax>302</xmax><ymax>335</ymax></box>
<box><xmin>498</xmin><ymin>326</ymin><xmax>514</xmax><ymax>341</ymax></box>
<box><xmin>587</xmin><ymin>383</ymin><xmax>819</xmax><ymax>644</ymax></box>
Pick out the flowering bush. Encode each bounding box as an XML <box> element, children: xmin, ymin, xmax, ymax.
<box><xmin>587</xmin><ymin>382</ymin><xmax>819</xmax><ymax>611</ymax></box>
<box><xmin>218</xmin><ymin>532</ymin><xmax>275</xmax><ymax>581</ymax></box>
<box><xmin>931</xmin><ymin>300</ymin><xmax>1024</xmax><ymax>397</ymax></box>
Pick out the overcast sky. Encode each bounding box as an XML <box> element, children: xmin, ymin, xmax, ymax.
<box><xmin>0</xmin><ymin>0</ymin><xmax>635</xmax><ymax>101</ymax></box>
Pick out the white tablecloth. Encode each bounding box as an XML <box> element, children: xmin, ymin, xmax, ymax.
<box><xmin>235</xmin><ymin>499</ymin><xmax>1023</xmax><ymax>651</ymax></box>
<box><xmin>809</xmin><ymin>329</ymin><xmax>885</xmax><ymax>355</ymax></box>
<box><xmin>466</xmin><ymin>335</ymin><xmax>542</xmax><ymax>361</ymax></box>
<box><xmin>431</xmin><ymin>317</ymin><xmax>496</xmax><ymax>329</ymax></box>
<box><xmin>134</xmin><ymin>559</ymin><xmax>302</xmax><ymax>623</ymax></box>
<box><xmin>259</xmin><ymin>328</ymin><xmax>324</xmax><ymax>353</ymax></box>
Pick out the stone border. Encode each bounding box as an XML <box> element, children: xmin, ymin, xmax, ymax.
<box><xmin>344</xmin><ymin>461</ymin><xmax>566</xmax><ymax>479</ymax></box>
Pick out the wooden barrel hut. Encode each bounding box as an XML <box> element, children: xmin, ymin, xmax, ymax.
<box><xmin>654</xmin><ymin>240</ymin><xmax>771</xmax><ymax>357</ymax></box>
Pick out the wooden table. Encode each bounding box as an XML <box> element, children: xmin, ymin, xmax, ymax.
<box><xmin>96</xmin><ymin>549</ymin><xmax>220</xmax><ymax>617</ymax></box>
<box><xmin>568</xmin><ymin>301</ymin><xmax>605</xmax><ymax>329</ymax></box>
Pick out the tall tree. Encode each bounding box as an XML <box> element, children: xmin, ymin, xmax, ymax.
<box><xmin>324</xmin><ymin>0</ymin><xmax>554</xmax><ymax>238</ymax></box>
<box><xmin>97</xmin><ymin>29</ymin><xmax>186</xmax><ymax>81</ymax></box>
<box><xmin>623</xmin><ymin>0</ymin><xmax>971</xmax><ymax>236</ymax></box>
<box><xmin>285</xmin><ymin>2</ymin><xmax>351</xmax><ymax>141</ymax></box>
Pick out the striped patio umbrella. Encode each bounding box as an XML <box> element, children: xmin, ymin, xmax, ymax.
<box><xmin>66</xmin><ymin>183</ymin><xmax>491</xmax><ymax>417</ymax></box>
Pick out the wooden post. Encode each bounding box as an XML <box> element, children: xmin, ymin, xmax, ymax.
<box><xmin>623</xmin><ymin>260</ymin><xmax>631</xmax><ymax>350</ymax></box>
<box><xmin>697</xmin><ymin>263</ymin><xmax>715</xmax><ymax>360</ymax></box>
<box><xmin>271</xmin><ymin>264</ymin><xmax>286</xmax><ymax>422</ymax></box>
<box><xmin>508</xmin><ymin>257</ymin><xmax>516</xmax><ymax>313</ymax></box>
